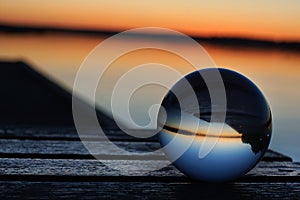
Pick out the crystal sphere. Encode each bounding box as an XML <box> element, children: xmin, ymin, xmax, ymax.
<box><xmin>158</xmin><ymin>68</ymin><xmax>272</xmax><ymax>182</ymax></box>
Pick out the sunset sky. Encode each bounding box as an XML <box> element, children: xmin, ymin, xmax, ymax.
<box><xmin>0</xmin><ymin>0</ymin><xmax>300</xmax><ymax>42</ymax></box>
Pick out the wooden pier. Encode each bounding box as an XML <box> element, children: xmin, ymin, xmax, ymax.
<box><xmin>0</xmin><ymin>61</ymin><xmax>299</xmax><ymax>199</ymax></box>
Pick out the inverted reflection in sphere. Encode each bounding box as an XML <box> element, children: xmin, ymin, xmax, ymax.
<box><xmin>158</xmin><ymin>68</ymin><xmax>272</xmax><ymax>182</ymax></box>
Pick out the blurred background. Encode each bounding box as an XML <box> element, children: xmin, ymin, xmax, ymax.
<box><xmin>0</xmin><ymin>0</ymin><xmax>299</xmax><ymax>161</ymax></box>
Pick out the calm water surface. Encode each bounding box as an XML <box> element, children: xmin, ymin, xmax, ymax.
<box><xmin>0</xmin><ymin>32</ymin><xmax>299</xmax><ymax>161</ymax></box>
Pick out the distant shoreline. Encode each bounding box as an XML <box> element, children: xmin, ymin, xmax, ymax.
<box><xmin>1</xmin><ymin>24</ymin><xmax>300</xmax><ymax>51</ymax></box>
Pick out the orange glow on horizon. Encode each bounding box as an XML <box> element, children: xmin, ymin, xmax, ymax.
<box><xmin>163</xmin><ymin>129</ymin><xmax>242</xmax><ymax>145</ymax></box>
<box><xmin>0</xmin><ymin>0</ymin><xmax>300</xmax><ymax>42</ymax></box>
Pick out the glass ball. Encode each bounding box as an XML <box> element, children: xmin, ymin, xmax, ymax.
<box><xmin>158</xmin><ymin>68</ymin><xmax>272</xmax><ymax>182</ymax></box>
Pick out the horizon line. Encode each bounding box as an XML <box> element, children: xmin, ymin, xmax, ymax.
<box><xmin>1</xmin><ymin>23</ymin><xmax>300</xmax><ymax>51</ymax></box>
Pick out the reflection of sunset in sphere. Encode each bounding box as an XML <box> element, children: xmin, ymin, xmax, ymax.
<box><xmin>158</xmin><ymin>68</ymin><xmax>272</xmax><ymax>182</ymax></box>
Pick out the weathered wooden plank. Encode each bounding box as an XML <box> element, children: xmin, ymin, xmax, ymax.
<box><xmin>0</xmin><ymin>158</ymin><xmax>299</xmax><ymax>182</ymax></box>
<box><xmin>0</xmin><ymin>139</ymin><xmax>292</xmax><ymax>161</ymax></box>
<box><xmin>0</xmin><ymin>127</ymin><xmax>157</xmax><ymax>141</ymax></box>
<box><xmin>0</xmin><ymin>127</ymin><xmax>293</xmax><ymax>160</ymax></box>
<box><xmin>0</xmin><ymin>139</ymin><xmax>161</xmax><ymax>156</ymax></box>
<box><xmin>0</xmin><ymin>181</ymin><xmax>299</xmax><ymax>199</ymax></box>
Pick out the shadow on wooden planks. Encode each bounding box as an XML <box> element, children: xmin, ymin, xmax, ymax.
<box><xmin>0</xmin><ymin>60</ymin><xmax>117</xmax><ymax>128</ymax></box>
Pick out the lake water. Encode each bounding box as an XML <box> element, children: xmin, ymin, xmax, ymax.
<box><xmin>0</xmin><ymin>32</ymin><xmax>299</xmax><ymax>161</ymax></box>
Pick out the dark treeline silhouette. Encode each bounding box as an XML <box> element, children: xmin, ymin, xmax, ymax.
<box><xmin>1</xmin><ymin>24</ymin><xmax>300</xmax><ymax>51</ymax></box>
